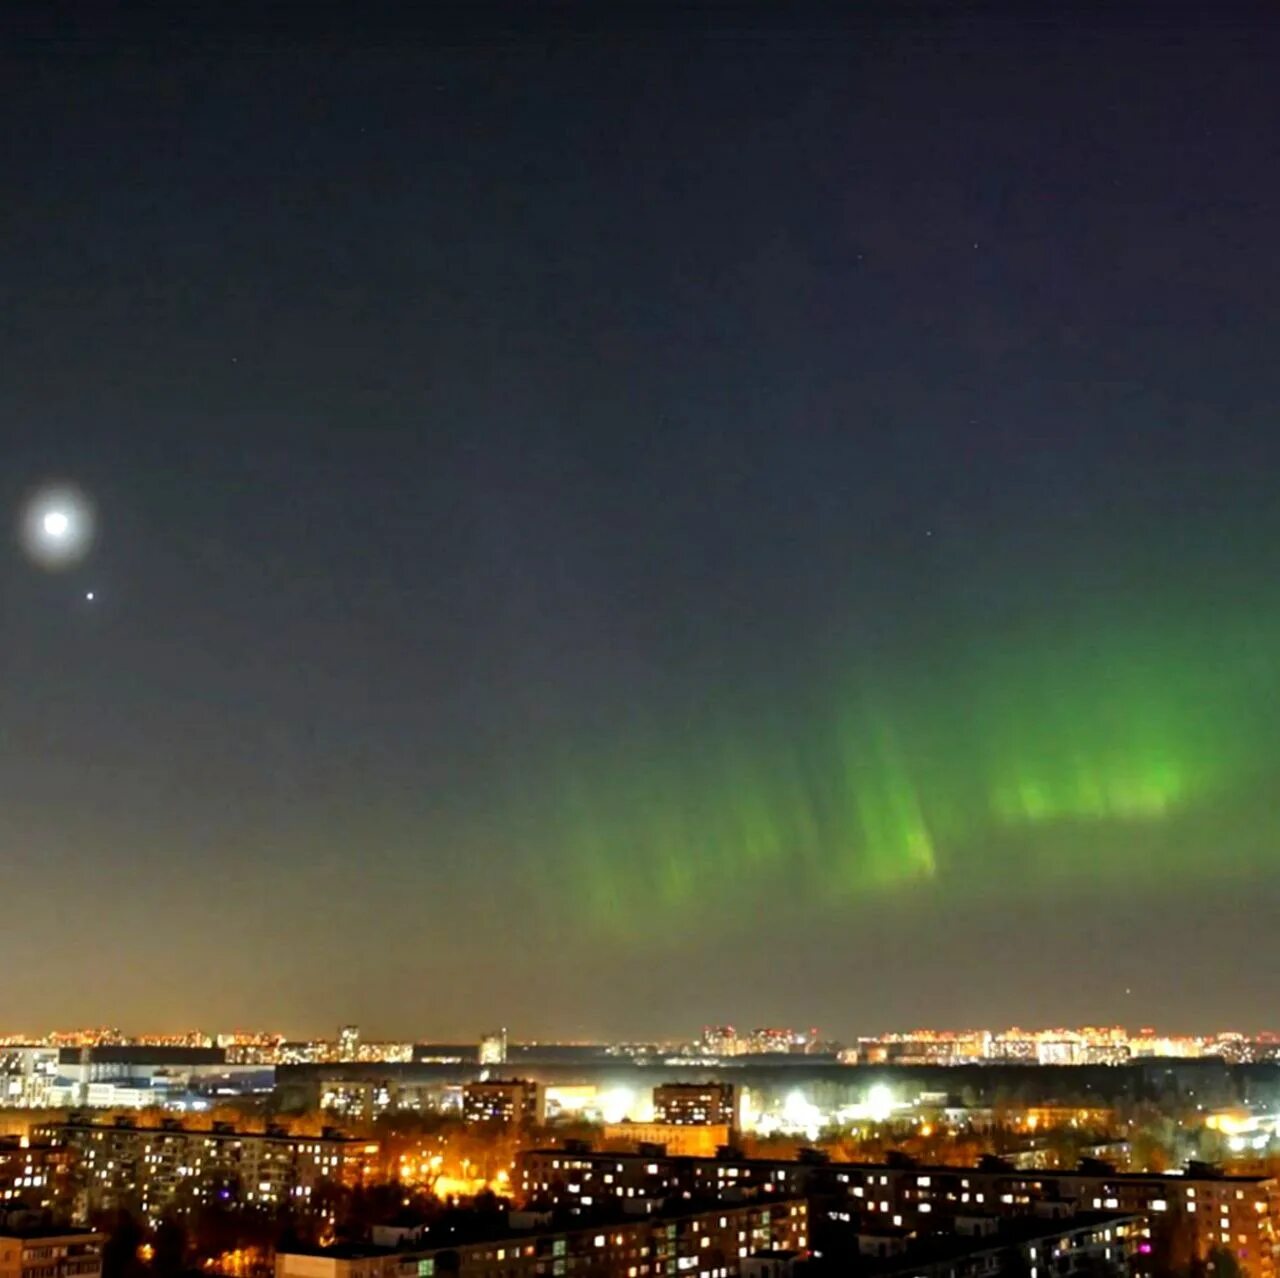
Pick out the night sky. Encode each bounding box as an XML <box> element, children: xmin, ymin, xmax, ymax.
<box><xmin>5</xmin><ymin>5</ymin><xmax>1280</xmax><ymax>1040</ymax></box>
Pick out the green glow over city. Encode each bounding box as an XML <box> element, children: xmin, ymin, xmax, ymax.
<box><xmin>525</xmin><ymin>610</ymin><xmax>1280</xmax><ymax>937</ymax></box>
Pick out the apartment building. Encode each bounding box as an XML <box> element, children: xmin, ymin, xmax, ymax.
<box><xmin>853</xmin><ymin>1213</ymin><xmax>1144</xmax><ymax>1278</ymax></box>
<box><xmin>517</xmin><ymin>1145</ymin><xmax>1279</xmax><ymax>1277</ymax></box>
<box><xmin>276</xmin><ymin>1198</ymin><xmax>808</xmax><ymax>1278</ymax></box>
<box><xmin>652</xmin><ymin>1085</ymin><xmax>737</xmax><ymax>1129</ymax></box>
<box><xmin>0</xmin><ymin>1225</ymin><xmax>101</xmax><ymax>1278</ymax></box>
<box><xmin>462</xmin><ymin>1081</ymin><xmax>546</xmax><ymax>1128</ymax></box>
<box><xmin>0</xmin><ymin>1141</ymin><xmax>70</xmax><ymax>1213</ymax></box>
<box><xmin>38</xmin><ymin>1116</ymin><xmax>378</xmax><ymax>1223</ymax></box>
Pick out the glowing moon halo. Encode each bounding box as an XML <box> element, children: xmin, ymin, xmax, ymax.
<box><xmin>20</xmin><ymin>483</ymin><xmax>96</xmax><ymax>569</ymax></box>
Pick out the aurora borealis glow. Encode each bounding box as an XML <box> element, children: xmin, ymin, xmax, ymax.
<box><xmin>521</xmin><ymin>605</ymin><xmax>1280</xmax><ymax>940</ymax></box>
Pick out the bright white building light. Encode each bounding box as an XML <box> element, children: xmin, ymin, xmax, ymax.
<box><xmin>866</xmin><ymin>1084</ymin><xmax>894</xmax><ymax>1123</ymax></box>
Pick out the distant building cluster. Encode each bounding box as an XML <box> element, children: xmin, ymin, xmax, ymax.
<box><xmin>842</xmin><ymin>1026</ymin><xmax>1280</xmax><ymax>1066</ymax></box>
<box><xmin>0</xmin><ymin>1046</ymin><xmax>270</xmax><ymax>1111</ymax></box>
<box><xmin>697</xmin><ymin>1029</ymin><xmax>831</xmax><ymax>1058</ymax></box>
<box><xmin>6</xmin><ymin>1023</ymin><xmax>1280</xmax><ymax>1083</ymax></box>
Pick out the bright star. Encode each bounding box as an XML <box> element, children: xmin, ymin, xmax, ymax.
<box><xmin>44</xmin><ymin>511</ymin><xmax>70</xmax><ymax>538</ymax></box>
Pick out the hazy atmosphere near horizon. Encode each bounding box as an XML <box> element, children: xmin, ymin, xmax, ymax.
<box><xmin>5</xmin><ymin>4</ymin><xmax>1280</xmax><ymax>1039</ymax></box>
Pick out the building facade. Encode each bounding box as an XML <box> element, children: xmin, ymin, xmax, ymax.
<box><xmin>479</xmin><ymin>1034</ymin><xmax>508</xmax><ymax>1067</ymax></box>
<box><xmin>38</xmin><ymin>1116</ymin><xmax>378</xmax><ymax>1225</ymax></box>
<box><xmin>517</xmin><ymin>1145</ymin><xmax>1278</xmax><ymax>1278</ymax></box>
<box><xmin>462</xmin><ymin>1081</ymin><xmax>546</xmax><ymax>1128</ymax></box>
<box><xmin>0</xmin><ymin>1141</ymin><xmax>71</xmax><ymax>1213</ymax></box>
<box><xmin>277</xmin><ymin>1199</ymin><xmax>807</xmax><ymax>1278</ymax></box>
<box><xmin>602</xmin><ymin>1126</ymin><xmax>732</xmax><ymax>1159</ymax></box>
<box><xmin>652</xmin><ymin>1085</ymin><xmax>737</xmax><ymax>1129</ymax></box>
<box><xmin>0</xmin><ymin>1226</ymin><xmax>101</xmax><ymax>1278</ymax></box>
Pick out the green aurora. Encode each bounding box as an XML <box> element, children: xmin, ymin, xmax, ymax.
<box><xmin>523</xmin><ymin>609</ymin><xmax>1280</xmax><ymax>940</ymax></box>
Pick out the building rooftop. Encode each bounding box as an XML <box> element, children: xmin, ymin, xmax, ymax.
<box><xmin>50</xmin><ymin>1117</ymin><xmax>370</xmax><ymax>1145</ymax></box>
<box><xmin>57</xmin><ymin>1047</ymin><xmax>225</xmax><ymax>1066</ymax></box>
<box><xmin>522</xmin><ymin>1146</ymin><xmax>1272</xmax><ymax>1184</ymax></box>
<box><xmin>0</xmin><ymin>1226</ymin><xmax>101</xmax><ymax>1241</ymax></box>
<box><xmin>283</xmin><ymin>1197</ymin><xmax>805</xmax><ymax>1260</ymax></box>
<box><xmin>856</xmin><ymin>1213</ymin><xmax>1141</xmax><ymax>1276</ymax></box>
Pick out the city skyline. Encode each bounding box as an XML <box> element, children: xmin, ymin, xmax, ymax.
<box><xmin>6</xmin><ymin>5</ymin><xmax>1280</xmax><ymax>1034</ymax></box>
<box><xmin>4</xmin><ymin>1019</ymin><xmax>1280</xmax><ymax>1052</ymax></box>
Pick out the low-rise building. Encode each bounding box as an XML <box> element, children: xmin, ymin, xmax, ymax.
<box><xmin>603</xmin><ymin>1124</ymin><xmax>732</xmax><ymax>1159</ymax></box>
<box><xmin>0</xmin><ymin>1224</ymin><xmax>101</xmax><ymax>1278</ymax></box>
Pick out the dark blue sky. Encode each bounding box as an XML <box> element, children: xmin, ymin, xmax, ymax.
<box><xmin>4</xmin><ymin>4</ymin><xmax>1280</xmax><ymax>1039</ymax></box>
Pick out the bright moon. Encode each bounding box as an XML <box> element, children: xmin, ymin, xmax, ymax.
<box><xmin>20</xmin><ymin>483</ymin><xmax>96</xmax><ymax>569</ymax></box>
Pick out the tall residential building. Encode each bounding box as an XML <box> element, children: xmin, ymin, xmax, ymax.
<box><xmin>337</xmin><ymin>1027</ymin><xmax>360</xmax><ymax>1062</ymax></box>
<box><xmin>478</xmin><ymin>1030</ymin><xmax>507</xmax><ymax>1066</ymax></box>
<box><xmin>653</xmin><ymin>1082</ymin><xmax>738</xmax><ymax>1128</ymax></box>
<box><xmin>461</xmin><ymin>1079</ymin><xmax>545</xmax><ymax>1127</ymax></box>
